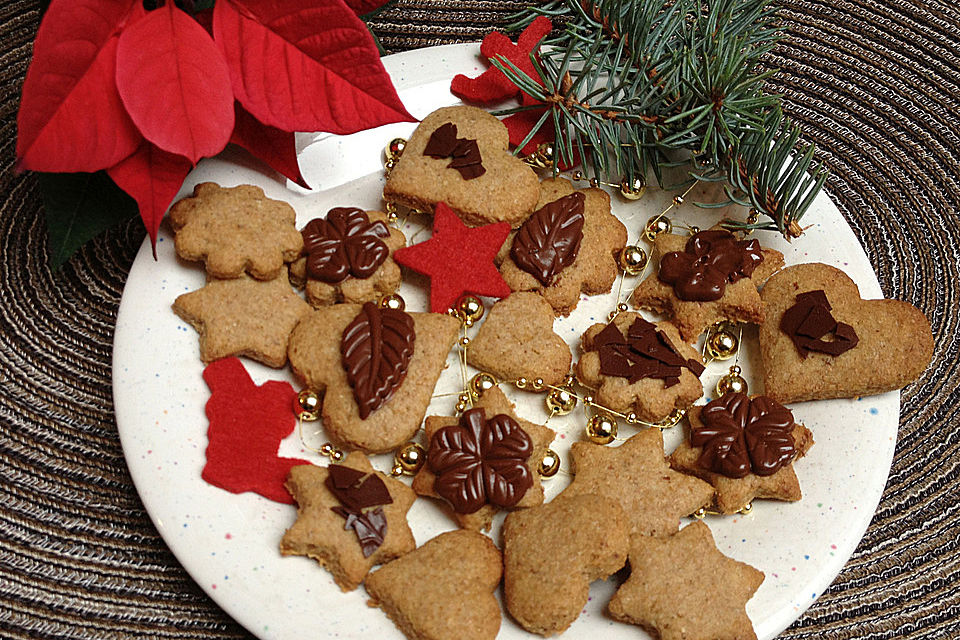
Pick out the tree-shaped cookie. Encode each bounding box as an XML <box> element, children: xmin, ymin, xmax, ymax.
<box><xmin>170</xmin><ymin>182</ymin><xmax>303</xmax><ymax>280</ymax></box>
<box><xmin>280</xmin><ymin>452</ymin><xmax>416</xmax><ymax>591</ymax></box>
<box><xmin>365</xmin><ymin>530</ymin><xmax>502</xmax><ymax>640</ymax></box>
<box><xmin>499</xmin><ymin>178</ymin><xmax>627</xmax><ymax>316</ymax></box>
<box><xmin>608</xmin><ymin>520</ymin><xmax>764</xmax><ymax>640</ymax></box>
<box><xmin>668</xmin><ymin>392</ymin><xmax>814</xmax><ymax>514</ymax></box>
<box><xmin>577</xmin><ymin>312</ymin><xmax>705</xmax><ymax>423</ymax></box>
<box><xmin>631</xmin><ymin>228</ymin><xmax>784</xmax><ymax>342</ymax></box>
<box><xmin>288</xmin><ymin>207</ymin><xmax>406</xmax><ymax>306</ymax></box>
<box><xmin>173</xmin><ymin>267</ymin><xmax>311</xmax><ymax>367</ymax></box>
<box><xmin>557</xmin><ymin>429</ymin><xmax>713</xmax><ymax>537</ymax></box>
<box><xmin>287</xmin><ymin>302</ymin><xmax>459</xmax><ymax>453</ymax></box>
<box><xmin>467</xmin><ymin>292</ymin><xmax>572</xmax><ymax>387</ymax></box>
<box><xmin>412</xmin><ymin>385</ymin><xmax>555</xmax><ymax>531</ymax></box>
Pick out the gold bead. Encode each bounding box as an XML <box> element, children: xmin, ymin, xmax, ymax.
<box><xmin>320</xmin><ymin>443</ymin><xmax>334</xmax><ymax>456</ymax></box>
<box><xmin>692</xmin><ymin>507</ymin><xmax>707</xmax><ymax>520</ymax></box>
<box><xmin>747</xmin><ymin>208</ymin><xmax>760</xmax><ymax>225</ymax></box>
<box><xmin>330</xmin><ymin>449</ymin><xmax>344</xmax><ymax>462</ymax></box>
<box><xmin>572</xmin><ymin>170</ymin><xmax>584</xmax><ymax>181</ymax></box>
<box><xmin>617</xmin><ymin>302</ymin><xmax>629</xmax><ymax>313</ymax></box>
<box><xmin>716</xmin><ymin>371</ymin><xmax>748</xmax><ymax>397</ymax></box>
<box><xmin>455</xmin><ymin>401</ymin><xmax>468</xmax><ymax>413</ymax></box>
<box><xmin>394</xmin><ymin>442</ymin><xmax>425</xmax><ymax>475</ymax></box>
<box><xmin>657</xmin><ymin>408</ymin><xmax>685</xmax><ymax>428</ymax></box>
<box><xmin>583</xmin><ymin>395</ymin><xmax>594</xmax><ymax>406</ymax></box>
<box><xmin>619</xmin><ymin>175</ymin><xmax>646</xmax><ymax>200</ymax></box>
<box><xmin>618</xmin><ymin>245</ymin><xmax>647</xmax><ymax>275</ymax></box>
<box><xmin>515</xmin><ymin>377</ymin><xmax>528</xmax><ymax>389</ymax></box>
<box><xmin>391</xmin><ymin>464</ymin><xmax>404</xmax><ymax>477</ymax></box>
<box><xmin>538</xmin><ymin>449</ymin><xmax>561</xmax><ymax>478</ymax></box>
<box><xmin>469</xmin><ymin>372</ymin><xmax>497</xmax><ymax>399</ymax></box>
<box><xmin>588</xmin><ymin>177</ymin><xmax>600</xmax><ymax>188</ymax></box>
<box><xmin>739</xmin><ymin>502</ymin><xmax>753</xmax><ymax>515</ymax></box>
<box><xmin>607</xmin><ymin>309</ymin><xmax>619</xmax><ymax>321</ymax></box>
<box><xmin>625</xmin><ymin>411</ymin><xmax>639</xmax><ymax>424</ymax></box>
<box><xmin>563</xmin><ymin>374</ymin><xmax>577</xmax><ymax>387</ymax></box>
<box><xmin>531</xmin><ymin>378</ymin><xmax>545</xmax><ymax>391</ymax></box>
<box><xmin>687</xmin><ymin>225</ymin><xmax>700</xmax><ymax>236</ymax></box>
<box><xmin>385</xmin><ymin>137</ymin><xmax>406</xmax><ymax>161</ymax></box>
<box><xmin>525</xmin><ymin>142</ymin><xmax>555</xmax><ymax>169</ymax></box>
<box><xmin>459</xmin><ymin>336</ymin><xmax>471</xmax><ymax>347</ymax></box>
<box><xmin>457</xmin><ymin>295</ymin><xmax>484</xmax><ymax>325</ymax></box>
<box><xmin>546</xmin><ymin>387</ymin><xmax>578</xmax><ymax>415</ymax></box>
<box><xmin>643</xmin><ymin>215</ymin><xmax>672</xmax><ymax>242</ymax></box>
<box><xmin>585</xmin><ymin>413</ymin><xmax>618</xmax><ymax>445</ymax></box>
<box><xmin>296</xmin><ymin>389</ymin><xmax>320</xmax><ymax>421</ymax></box>
<box><xmin>672</xmin><ymin>195</ymin><xmax>684</xmax><ymax>206</ymax></box>
<box><xmin>384</xmin><ymin>158</ymin><xmax>397</xmax><ymax>172</ymax></box>
<box><xmin>458</xmin><ymin>392</ymin><xmax>471</xmax><ymax>404</ymax></box>
<box><xmin>705</xmin><ymin>325</ymin><xmax>739</xmax><ymax>360</ymax></box>
<box><xmin>378</xmin><ymin>293</ymin><xmax>405</xmax><ymax>311</ymax></box>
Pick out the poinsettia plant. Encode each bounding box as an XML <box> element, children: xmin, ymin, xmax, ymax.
<box><xmin>17</xmin><ymin>0</ymin><xmax>414</xmax><ymax>266</ymax></box>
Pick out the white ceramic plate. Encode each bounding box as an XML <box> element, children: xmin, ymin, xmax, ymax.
<box><xmin>114</xmin><ymin>43</ymin><xmax>897</xmax><ymax>640</ymax></box>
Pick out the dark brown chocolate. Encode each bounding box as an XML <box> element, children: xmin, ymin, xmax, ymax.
<box><xmin>341</xmin><ymin>302</ymin><xmax>416</xmax><ymax>419</ymax></box>
<box><xmin>691</xmin><ymin>392</ymin><xmax>797</xmax><ymax>478</ymax></box>
<box><xmin>427</xmin><ymin>408</ymin><xmax>534</xmax><ymax>514</ymax></box>
<box><xmin>780</xmin><ymin>289</ymin><xmax>859</xmax><ymax>357</ymax></box>
<box><xmin>658</xmin><ymin>229</ymin><xmax>764</xmax><ymax>301</ymax></box>
<box><xmin>591</xmin><ymin>317</ymin><xmax>704</xmax><ymax>387</ymax></box>
<box><xmin>510</xmin><ymin>192</ymin><xmax>585</xmax><ymax>286</ymax></box>
<box><xmin>330</xmin><ymin>507</ymin><xmax>388</xmax><ymax>557</ymax></box>
<box><xmin>325</xmin><ymin>463</ymin><xmax>393</xmax><ymax>557</ymax></box>
<box><xmin>422</xmin><ymin>122</ymin><xmax>485</xmax><ymax>179</ymax></box>
<box><xmin>302</xmin><ymin>208</ymin><xmax>390</xmax><ymax>283</ymax></box>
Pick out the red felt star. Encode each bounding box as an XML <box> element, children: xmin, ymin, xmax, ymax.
<box><xmin>393</xmin><ymin>202</ymin><xmax>512</xmax><ymax>313</ymax></box>
<box><xmin>202</xmin><ymin>357</ymin><xmax>310</xmax><ymax>504</ymax></box>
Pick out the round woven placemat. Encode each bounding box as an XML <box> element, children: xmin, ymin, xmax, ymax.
<box><xmin>1</xmin><ymin>1</ymin><xmax>957</xmax><ymax>638</ymax></box>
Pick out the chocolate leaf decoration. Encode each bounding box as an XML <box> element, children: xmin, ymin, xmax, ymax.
<box><xmin>422</xmin><ymin>122</ymin><xmax>485</xmax><ymax>179</ymax></box>
<box><xmin>592</xmin><ymin>317</ymin><xmax>704</xmax><ymax>387</ymax></box>
<box><xmin>511</xmin><ymin>192</ymin><xmax>586</xmax><ymax>286</ymax></box>
<box><xmin>302</xmin><ymin>207</ymin><xmax>390</xmax><ymax>283</ymax></box>
<box><xmin>341</xmin><ymin>302</ymin><xmax>416</xmax><ymax>419</ymax></box>
<box><xmin>427</xmin><ymin>408</ymin><xmax>533</xmax><ymax>514</ymax></box>
<box><xmin>325</xmin><ymin>464</ymin><xmax>392</xmax><ymax>513</ymax></box>
<box><xmin>331</xmin><ymin>506</ymin><xmax>388</xmax><ymax>557</ymax></box>
<box><xmin>780</xmin><ymin>289</ymin><xmax>859</xmax><ymax>357</ymax></box>
<box><xmin>692</xmin><ymin>392</ymin><xmax>796</xmax><ymax>478</ymax></box>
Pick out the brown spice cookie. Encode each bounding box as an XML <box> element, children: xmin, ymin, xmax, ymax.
<box><xmin>412</xmin><ymin>385</ymin><xmax>555</xmax><ymax>531</ymax></box>
<box><xmin>631</xmin><ymin>229</ymin><xmax>784</xmax><ymax>342</ymax></box>
<box><xmin>608</xmin><ymin>520</ymin><xmax>764</xmax><ymax>640</ymax></box>
<box><xmin>758</xmin><ymin>262</ymin><xmax>934</xmax><ymax>404</ymax></box>
<box><xmin>280</xmin><ymin>452</ymin><xmax>416</xmax><ymax>591</ymax></box>
<box><xmin>170</xmin><ymin>182</ymin><xmax>303</xmax><ymax>280</ymax></box>
<box><xmin>288</xmin><ymin>209</ymin><xmax>406</xmax><ymax>306</ymax></box>
<box><xmin>558</xmin><ymin>429</ymin><xmax>713</xmax><ymax>537</ymax></box>
<box><xmin>365</xmin><ymin>529</ymin><xmax>502</xmax><ymax>640</ymax></box>
<box><xmin>172</xmin><ymin>267</ymin><xmax>311</xmax><ymax>367</ymax></box>
<box><xmin>466</xmin><ymin>292</ymin><xmax>572</xmax><ymax>387</ymax></box>
<box><xmin>576</xmin><ymin>311</ymin><xmax>705</xmax><ymax>423</ymax></box>
<box><xmin>499</xmin><ymin>178</ymin><xmax>627</xmax><ymax>315</ymax></box>
<box><xmin>287</xmin><ymin>304</ymin><xmax>459</xmax><ymax>453</ymax></box>
<box><xmin>669</xmin><ymin>395</ymin><xmax>815</xmax><ymax>514</ymax></box>
<box><xmin>503</xmin><ymin>493</ymin><xmax>629</xmax><ymax>636</ymax></box>
<box><xmin>382</xmin><ymin>106</ymin><xmax>540</xmax><ymax>228</ymax></box>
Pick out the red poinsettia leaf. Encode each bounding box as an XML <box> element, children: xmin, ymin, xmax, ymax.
<box><xmin>213</xmin><ymin>0</ymin><xmax>415</xmax><ymax>134</ymax></box>
<box><xmin>116</xmin><ymin>2</ymin><xmax>234</xmax><ymax>163</ymax></box>
<box><xmin>342</xmin><ymin>0</ymin><xmax>393</xmax><ymax>16</ymax></box>
<box><xmin>16</xmin><ymin>0</ymin><xmax>141</xmax><ymax>173</ymax></box>
<box><xmin>230</xmin><ymin>102</ymin><xmax>309</xmax><ymax>188</ymax></box>
<box><xmin>106</xmin><ymin>141</ymin><xmax>193</xmax><ymax>254</ymax></box>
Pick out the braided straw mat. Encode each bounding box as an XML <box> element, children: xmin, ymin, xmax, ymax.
<box><xmin>1</xmin><ymin>1</ymin><xmax>958</xmax><ymax>638</ymax></box>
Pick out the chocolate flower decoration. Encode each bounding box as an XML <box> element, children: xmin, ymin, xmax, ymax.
<box><xmin>692</xmin><ymin>392</ymin><xmax>796</xmax><ymax>478</ymax></box>
<box><xmin>427</xmin><ymin>408</ymin><xmax>533</xmax><ymax>514</ymax></box>
<box><xmin>658</xmin><ymin>229</ymin><xmax>763</xmax><ymax>302</ymax></box>
<box><xmin>302</xmin><ymin>207</ymin><xmax>390</xmax><ymax>283</ymax></box>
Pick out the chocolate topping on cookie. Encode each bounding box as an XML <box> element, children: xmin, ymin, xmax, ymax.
<box><xmin>341</xmin><ymin>302</ymin><xmax>416</xmax><ymax>419</ymax></box>
<box><xmin>592</xmin><ymin>317</ymin><xmax>705</xmax><ymax>387</ymax></box>
<box><xmin>325</xmin><ymin>464</ymin><xmax>394</xmax><ymax>558</ymax></box>
<box><xmin>658</xmin><ymin>229</ymin><xmax>764</xmax><ymax>301</ymax></box>
<box><xmin>423</xmin><ymin>122</ymin><xmax>485</xmax><ymax>179</ymax></box>
<box><xmin>427</xmin><ymin>408</ymin><xmax>534</xmax><ymax>514</ymax></box>
<box><xmin>302</xmin><ymin>208</ymin><xmax>391</xmax><ymax>283</ymax></box>
<box><xmin>510</xmin><ymin>192</ymin><xmax>586</xmax><ymax>286</ymax></box>
<box><xmin>692</xmin><ymin>392</ymin><xmax>796</xmax><ymax>478</ymax></box>
<box><xmin>780</xmin><ymin>289</ymin><xmax>859</xmax><ymax>357</ymax></box>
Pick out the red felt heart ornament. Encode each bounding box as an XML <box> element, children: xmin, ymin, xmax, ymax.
<box><xmin>116</xmin><ymin>1</ymin><xmax>235</xmax><ymax>164</ymax></box>
<box><xmin>16</xmin><ymin>0</ymin><xmax>141</xmax><ymax>173</ymax></box>
<box><xmin>213</xmin><ymin>0</ymin><xmax>415</xmax><ymax>134</ymax></box>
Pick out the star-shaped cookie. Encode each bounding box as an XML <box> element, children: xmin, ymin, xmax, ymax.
<box><xmin>558</xmin><ymin>428</ymin><xmax>713</xmax><ymax>537</ymax></box>
<box><xmin>172</xmin><ymin>267</ymin><xmax>311</xmax><ymax>367</ymax></box>
<box><xmin>669</xmin><ymin>399</ymin><xmax>815</xmax><ymax>514</ymax></box>
<box><xmin>393</xmin><ymin>201</ymin><xmax>511</xmax><ymax>313</ymax></box>
<box><xmin>170</xmin><ymin>182</ymin><xmax>303</xmax><ymax>280</ymax></box>
<box><xmin>365</xmin><ymin>529</ymin><xmax>503</xmax><ymax>640</ymax></box>
<box><xmin>631</xmin><ymin>229</ymin><xmax>784</xmax><ymax>342</ymax></box>
<box><xmin>608</xmin><ymin>520</ymin><xmax>764</xmax><ymax>640</ymax></box>
<box><xmin>412</xmin><ymin>385</ymin><xmax>555</xmax><ymax>531</ymax></box>
<box><xmin>280</xmin><ymin>452</ymin><xmax>416</xmax><ymax>591</ymax></box>
<box><xmin>576</xmin><ymin>312</ymin><xmax>704</xmax><ymax>423</ymax></box>
<box><xmin>499</xmin><ymin>178</ymin><xmax>627</xmax><ymax>316</ymax></box>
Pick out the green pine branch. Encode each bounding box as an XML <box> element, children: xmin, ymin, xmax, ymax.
<box><xmin>498</xmin><ymin>0</ymin><xmax>826</xmax><ymax>239</ymax></box>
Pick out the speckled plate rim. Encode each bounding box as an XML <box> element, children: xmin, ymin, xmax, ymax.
<box><xmin>113</xmin><ymin>43</ymin><xmax>898</xmax><ymax>640</ymax></box>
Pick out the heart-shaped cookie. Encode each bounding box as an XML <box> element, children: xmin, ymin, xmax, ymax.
<box><xmin>383</xmin><ymin>106</ymin><xmax>540</xmax><ymax>228</ymax></box>
<box><xmin>759</xmin><ymin>262</ymin><xmax>933</xmax><ymax>404</ymax></box>
<box><xmin>466</xmin><ymin>292</ymin><xmax>572</xmax><ymax>387</ymax></box>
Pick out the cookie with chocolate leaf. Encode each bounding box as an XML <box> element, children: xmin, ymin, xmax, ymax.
<box><xmin>280</xmin><ymin>452</ymin><xmax>416</xmax><ymax>591</ymax></box>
